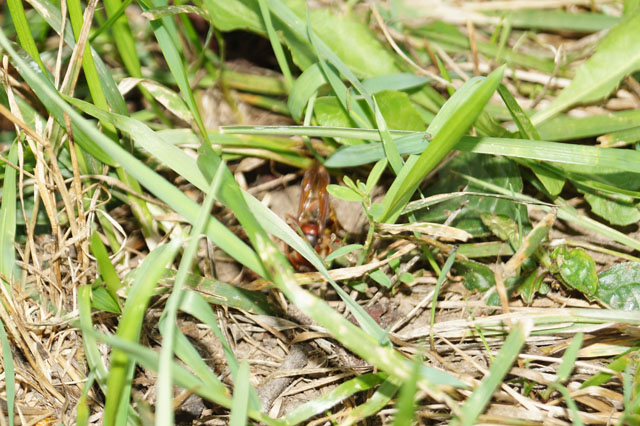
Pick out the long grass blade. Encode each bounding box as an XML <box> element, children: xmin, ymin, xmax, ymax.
<box><xmin>457</xmin><ymin>320</ymin><xmax>532</xmax><ymax>426</ymax></box>
<box><xmin>155</xmin><ymin>163</ymin><xmax>224</xmax><ymax>426</ymax></box>
<box><xmin>378</xmin><ymin>66</ymin><xmax>505</xmax><ymax>223</ymax></box>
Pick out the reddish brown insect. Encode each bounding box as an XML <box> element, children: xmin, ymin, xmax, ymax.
<box><xmin>288</xmin><ymin>163</ymin><xmax>334</xmax><ymax>270</ymax></box>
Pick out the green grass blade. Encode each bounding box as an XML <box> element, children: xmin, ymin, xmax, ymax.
<box><xmin>6</xmin><ymin>0</ymin><xmax>46</xmax><ymax>72</ymax></box>
<box><xmin>75</xmin><ymin>371</ymin><xmax>95</xmax><ymax>426</ymax></box>
<box><xmin>498</xmin><ymin>9</ymin><xmax>619</xmax><ymax>32</ymax></box>
<box><xmin>78</xmin><ymin>286</ymin><xmax>110</xmax><ymax>386</ymax></box>
<box><xmin>532</xmin><ymin>12</ymin><xmax>640</xmax><ymax>124</ymax></box>
<box><xmin>174</xmin><ymin>291</ymin><xmax>251</xmax><ymax>398</ymax></box>
<box><xmin>430</xmin><ymin>248</ymin><xmax>457</xmax><ymax>349</ymax></box>
<box><xmin>90</xmin><ymin>231</ymin><xmax>123</xmax><ymax>303</ymax></box>
<box><xmin>229</xmin><ymin>360</ymin><xmax>251</xmax><ymax>426</ymax></box>
<box><xmin>156</xmin><ymin>164</ymin><xmax>223</xmax><ymax>426</ymax></box>
<box><xmin>257</xmin><ymin>0</ymin><xmax>292</xmax><ymax>91</ymax></box>
<box><xmin>103</xmin><ymin>241</ymin><xmax>181</xmax><ymax>426</ymax></box>
<box><xmin>60</xmin><ymin>96</ymin><xmax>267</xmax><ymax>275</ymax></box>
<box><xmin>341</xmin><ymin>377</ymin><xmax>400</xmax><ymax>426</ymax></box>
<box><xmin>226</xmin><ymin>125</ymin><xmax>640</xmax><ymax>175</ymax></box>
<box><xmin>393</xmin><ymin>356</ymin><xmax>421</xmax><ymax>426</ymax></box>
<box><xmin>0</xmin><ymin>318</ymin><xmax>15</xmax><ymax>426</ymax></box>
<box><xmin>378</xmin><ymin>66</ymin><xmax>505</xmax><ymax>223</ymax></box>
<box><xmin>137</xmin><ymin>0</ymin><xmax>210</xmax><ymax>144</ymax></box>
<box><xmin>457</xmin><ymin>321</ymin><xmax>532</xmax><ymax>426</ymax></box>
<box><xmin>6</xmin><ymin>39</ymin><xmax>115</xmax><ymax>165</ymax></box>
<box><xmin>288</xmin><ymin>63</ymin><xmax>325</xmax><ymax>122</ymax></box>
<box><xmin>88</xmin><ymin>330</ymin><xmax>281</xmax><ymax>426</ymax></box>
<box><xmin>497</xmin><ymin>84</ymin><xmax>565</xmax><ymax>196</ymax></box>
<box><xmin>373</xmin><ymin>96</ymin><xmax>403</xmax><ymax>174</ymax></box>
<box><xmin>159</xmin><ymin>269</ymin><xmax>275</xmax><ymax>315</ymax></box>
<box><xmin>0</xmin><ymin>142</ymin><xmax>18</xmax><ymax>286</ymax></box>
<box><xmin>103</xmin><ymin>0</ymin><xmax>143</xmax><ymax>78</ymax></box>
<box><xmin>283</xmin><ymin>373</ymin><xmax>386</xmax><ymax>425</ymax></box>
<box><xmin>556</xmin><ymin>333</ymin><xmax>583</xmax><ymax>383</ymax></box>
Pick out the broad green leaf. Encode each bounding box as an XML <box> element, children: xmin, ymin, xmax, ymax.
<box><xmin>378</xmin><ymin>66</ymin><xmax>505</xmax><ymax>223</ymax></box>
<box><xmin>532</xmin><ymin>12</ymin><xmax>640</xmax><ymax>124</ymax></box>
<box><xmin>201</xmin><ymin>0</ymin><xmax>262</xmax><ymax>32</ymax></box>
<box><xmin>418</xmin><ymin>153</ymin><xmax>527</xmax><ymax>236</ymax></box>
<box><xmin>119</xmin><ymin>78</ymin><xmax>193</xmax><ymax>124</ymax></box>
<box><xmin>314</xmin><ymin>91</ymin><xmax>424</xmax><ymax>144</ymax></box>
<box><xmin>480</xmin><ymin>213</ymin><xmax>520</xmax><ymax>249</ymax></box>
<box><xmin>324</xmin><ymin>244</ymin><xmax>363</xmax><ymax>263</ymax></box>
<box><xmin>399</xmin><ymin>272</ymin><xmax>415</xmax><ymax>284</ymax></box>
<box><xmin>596</xmin><ymin>262</ymin><xmax>640</xmax><ymax>310</ymax></box>
<box><xmin>374</xmin><ymin>90</ymin><xmax>426</xmax><ymax>132</ymax></box>
<box><xmin>456</xmin><ymin>259</ymin><xmax>496</xmax><ymax>292</ymax></box>
<box><xmin>582</xmin><ymin>191</ymin><xmax>640</xmax><ymax>226</ymax></box>
<box><xmin>204</xmin><ymin>0</ymin><xmax>397</xmax><ymax>78</ymax></box>
<box><xmin>327</xmin><ymin>184</ymin><xmax>362</xmax><ymax>202</ymax></box>
<box><xmin>314</xmin><ymin>96</ymin><xmax>360</xmax><ymax>145</ymax></box>
<box><xmin>516</xmin><ymin>269</ymin><xmax>547</xmax><ymax>305</ymax></box>
<box><xmin>362</xmin><ymin>74</ymin><xmax>431</xmax><ymax>93</ymax></box>
<box><xmin>307</xmin><ymin>9</ymin><xmax>398</xmax><ymax>78</ymax></box>
<box><xmin>551</xmin><ymin>247</ymin><xmax>598</xmax><ymax>297</ymax></box>
<box><xmin>90</xmin><ymin>285</ymin><xmax>122</xmax><ymax>314</ymax></box>
<box><xmin>288</xmin><ymin>63</ymin><xmax>325</xmax><ymax>122</ymax></box>
<box><xmin>370</xmin><ymin>269</ymin><xmax>392</xmax><ymax>288</ymax></box>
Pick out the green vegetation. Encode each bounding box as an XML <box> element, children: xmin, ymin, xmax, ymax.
<box><xmin>1</xmin><ymin>0</ymin><xmax>640</xmax><ymax>424</ymax></box>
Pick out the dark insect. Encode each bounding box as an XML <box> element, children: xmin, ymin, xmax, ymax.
<box><xmin>288</xmin><ymin>163</ymin><xmax>334</xmax><ymax>270</ymax></box>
